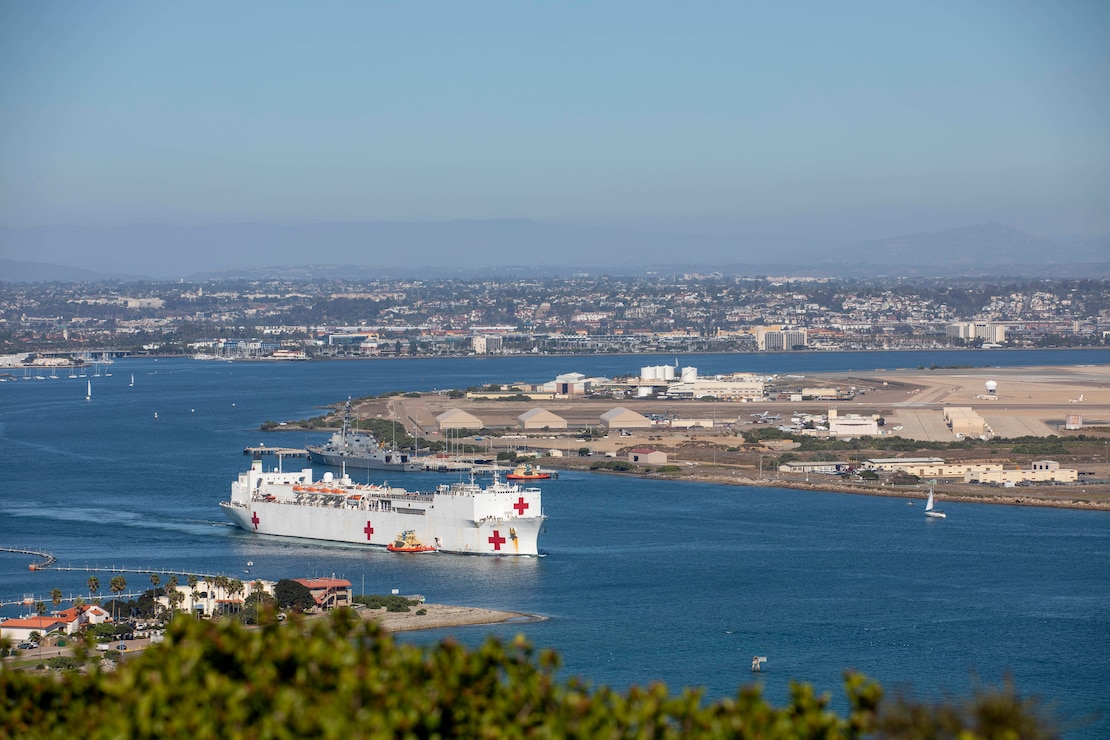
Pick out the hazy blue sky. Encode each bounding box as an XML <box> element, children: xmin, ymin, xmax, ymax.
<box><xmin>1</xmin><ymin>1</ymin><xmax>1107</xmax><ymax>240</ymax></box>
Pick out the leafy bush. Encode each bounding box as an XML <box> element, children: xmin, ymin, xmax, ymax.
<box><xmin>655</xmin><ymin>465</ymin><xmax>682</xmax><ymax>474</ymax></box>
<box><xmin>589</xmin><ymin>460</ymin><xmax>634</xmax><ymax>472</ymax></box>
<box><xmin>0</xmin><ymin>611</ymin><xmax>1056</xmax><ymax>738</ymax></box>
<box><xmin>353</xmin><ymin>594</ymin><xmax>420</xmax><ymax>612</ymax></box>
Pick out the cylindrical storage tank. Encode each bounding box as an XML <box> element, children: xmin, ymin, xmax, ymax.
<box><xmin>662</xmin><ymin>365</ymin><xmax>675</xmax><ymax>381</ymax></box>
<box><xmin>640</xmin><ymin>366</ymin><xmax>654</xmax><ymax>381</ymax></box>
<box><xmin>681</xmin><ymin>366</ymin><xmax>697</xmax><ymax>383</ymax></box>
<box><xmin>637</xmin><ymin>385</ymin><xmax>654</xmax><ymax>397</ymax></box>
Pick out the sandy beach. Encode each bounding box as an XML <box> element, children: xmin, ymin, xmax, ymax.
<box><xmin>357</xmin><ymin>603</ymin><xmax>539</xmax><ymax>633</ymax></box>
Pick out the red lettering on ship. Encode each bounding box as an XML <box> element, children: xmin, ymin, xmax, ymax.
<box><xmin>364</xmin><ymin>521</ymin><xmax>374</xmax><ymax>540</ymax></box>
<box><xmin>513</xmin><ymin>497</ymin><xmax>529</xmax><ymax>515</ymax></box>
<box><xmin>488</xmin><ymin>530</ymin><xmax>506</xmax><ymax>551</ymax></box>
<box><xmin>251</xmin><ymin>512</ymin><xmax>260</xmax><ymax>530</ymax></box>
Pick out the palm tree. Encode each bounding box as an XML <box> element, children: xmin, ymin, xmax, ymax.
<box><xmin>50</xmin><ymin>587</ymin><xmax>63</xmax><ymax>614</ymax></box>
<box><xmin>109</xmin><ymin>575</ymin><xmax>127</xmax><ymax>626</ymax></box>
<box><xmin>35</xmin><ymin>600</ymin><xmax>46</xmax><ymax>616</ymax></box>
<box><xmin>149</xmin><ymin>573</ymin><xmax>162</xmax><ymax>619</ymax></box>
<box><xmin>170</xmin><ymin>589</ymin><xmax>185</xmax><ymax>615</ymax></box>
<box><xmin>87</xmin><ymin>575</ymin><xmax>100</xmax><ymax>604</ymax></box>
<box><xmin>165</xmin><ymin>575</ymin><xmax>179</xmax><ymax>619</ymax></box>
<box><xmin>229</xmin><ymin>579</ymin><xmax>245</xmax><ymax>614</ymax></box>
<box><xmin>187</xmin><ymin>574</ymin><xmax>199</xmax><ymax>616</ymax></box>
<box><xmin>29</xmin><ymin>630</ymin><xmax>42</xmax><ymax>663</ymax></box>
<box><xmin>212</xmin><ymin>575</ymin><xmax>230</xmax><ymax>616</ymax></box>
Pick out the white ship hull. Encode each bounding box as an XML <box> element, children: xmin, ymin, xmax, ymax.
<box><xmin>221</xmin><ymin>457</ymin><xmax>545</xmax><ymax>556</ymax></box>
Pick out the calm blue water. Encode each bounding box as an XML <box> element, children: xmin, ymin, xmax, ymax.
<box><xmin>2</xmin><ymin>349</ymin><xmax>1108</xmax><ymax>736</ymax></box>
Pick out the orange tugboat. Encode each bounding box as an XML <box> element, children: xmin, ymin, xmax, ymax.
<box><xmin>505</xmin><ymin>463</ymin><xmax>552</xmax><ymax>481</ymax></box>
<box><xmin>386</xmin><ymin>530</ymin><xmax>437</xmax><ymax>553</ymax></box>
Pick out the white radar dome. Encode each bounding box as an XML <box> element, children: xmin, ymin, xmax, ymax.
<box><xmin>985</xmin><ymin>380</ymin><xmax>998</xmax><ymax>393</ymax></box>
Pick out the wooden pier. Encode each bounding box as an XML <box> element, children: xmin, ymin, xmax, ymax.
<box><xmin>1</xmin><ymin>546</ymin><xmax>56</xmax><ymax>571</ymax></box>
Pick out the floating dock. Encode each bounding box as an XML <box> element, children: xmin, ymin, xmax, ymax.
<box><xmin>243</xmin><ymin>446</ymin><xmax>308</xmax><ymax>458</ymax></box>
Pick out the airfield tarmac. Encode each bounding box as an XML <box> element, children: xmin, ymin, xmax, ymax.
<box><xmin>380</xmin><ymin>363</ymin><xmax>1110</xmax><ymax>444</ymax></box>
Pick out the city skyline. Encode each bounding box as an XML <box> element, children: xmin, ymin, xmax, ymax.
<box><xmin>1</xmin><ymin>1</ymin><xmax>1107</xmax><ymax>254</ymax></box>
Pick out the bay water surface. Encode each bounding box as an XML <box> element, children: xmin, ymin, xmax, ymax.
<box><xmin>2</xmin><ymin>349</ymin><xmax>1108</xmax><ymax>735</ymax></box>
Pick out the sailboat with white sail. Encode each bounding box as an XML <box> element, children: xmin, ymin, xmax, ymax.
<box><xmin>85</xmin><ymin>380</ymin><xmax>91</xmax><ymax>401</ymax></box>
<box><xmin>925</xmin><ymin>483</ymin><xmax>946</xmax><ymax>518</ymax></box>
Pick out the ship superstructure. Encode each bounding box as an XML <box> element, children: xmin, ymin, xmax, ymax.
<box><xmin>305</xmin><ymin>400</ymin><xmax>422</xmax><ymax>472</ymax></box>
<box><xmin>221</xmin><ymin>456</ymin><xmax>544</xmax><ymax>556</ymax></box>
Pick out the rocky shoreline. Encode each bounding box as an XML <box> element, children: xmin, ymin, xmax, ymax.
<box><xmin>578</xmin><ymin>464</ymin><xmax>1110</xmax><ymax>511</ymax></box>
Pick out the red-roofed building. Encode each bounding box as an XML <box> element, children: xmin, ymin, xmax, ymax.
<box><xmin>0</xmin><ymin>615</ymin><xmax>68</xmax><ymax>643</ymax></box>
<box><xmin>294</xmin><ymin>577</ymin><xmax>352</xmax><ymax>610</ymax></box>
<box><xmin>628</xmin><ymin>448</ymin><xmax>667</xmax><ymax>464</ymax></box>
<box><xmin>52</xmin><ymin>603</ymin><xmax>112</xmax><ymax>634</ymax></box>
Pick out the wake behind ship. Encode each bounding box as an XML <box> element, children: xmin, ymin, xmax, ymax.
<box><xmin>220</xmin><ymin>455</ymin><xmax>545</xmax><ymax>556</ymax></box>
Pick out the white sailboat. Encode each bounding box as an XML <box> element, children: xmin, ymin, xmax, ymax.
<box><xmin>129</xmin><ymin>373</ymin><xmax>135</xmax><ymax>387</ymax></box>
<box><xmin>85</xmin><ymin>380</ymin><xmax>92</xmax><ymax>401</ymax></box>
<box><xmin>925</xmin><ymin>483</ymin><xmax>946</xmax><ymax>519</ymax></box>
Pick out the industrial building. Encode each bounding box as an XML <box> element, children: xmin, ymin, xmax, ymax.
<box><xmin>517</xmin><ymin>408</ymin><xmax>568</xmax><ymax>431</ymax></box>
<box><xmin>600</xmin><ymin>407</ymin><xmax>652</xmax><ymax>430</ymax></box>
<box><xmin>862</xmin><ymin>458</ymin><xmax>1077</xmax><ymax>485</ymax></box>
<box><xmin>827</xmin><ymin>408</ymin><xmax>880</xmax><ymax>437</ymax></box>
<box><xmin>628</xmin><ymin>448</ymin><xmax>668</xmax><ymax>464</ymax></box>
<box><xmin>436</xmin><ymin>408</ymin><xmax>484</xmax><ymax>431</ymax></box>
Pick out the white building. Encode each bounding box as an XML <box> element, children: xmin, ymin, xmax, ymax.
<box><xmin>827</xmin><ymin>408</ymin><xmax>879</xmax><ymax>437</ymax></box>
<box><xmin>946</xmin><ymin>322</ymin><xmax>1007</xmax><ymax>343</ymax></box>
<box><xmin>756</xmin><ymin>327</ymin><xmax>808</xmax><ymax>351</ymax></box>
<box><xmin>472</xmin><ymin>335</ymin><xmax>503</xmax><ymax>354</ymax></box>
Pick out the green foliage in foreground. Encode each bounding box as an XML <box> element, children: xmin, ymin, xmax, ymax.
<box><xmin>0</xmin><ymin>610</ymin><xmax>1056</xmax><ymax>739</ymax></box>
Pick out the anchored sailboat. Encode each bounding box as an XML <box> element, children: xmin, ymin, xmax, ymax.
<box><xmin>85</xmin><ymin>380</ymin><xmax>91</xmax><ymax>401</ymax></box>
<box><xmin>925</xmin><ymin>483</ymin><xmax>946</xmax><ymax>519</ymax></box>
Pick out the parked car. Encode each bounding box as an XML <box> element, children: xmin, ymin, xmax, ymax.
<box><xmin>18</xmin><ymin>642</ymin><xmax>38</xmax><ymax>650</ymax></box>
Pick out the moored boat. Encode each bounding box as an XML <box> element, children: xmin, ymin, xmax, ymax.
<box><xmin>305</xmin><ymin>400</ymin><xmax>421</xmax><ymax>472</ymax></box>
<box><xmin>505</xmin><ymin>463</ymin><xmax>553</xmax><ymax>480</ymax></box>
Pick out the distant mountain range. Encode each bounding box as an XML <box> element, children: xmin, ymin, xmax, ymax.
<box><xmin>1</xmin><ymin>220</ymin><xmax>1107</xmax><ymax>282</ymax></box>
